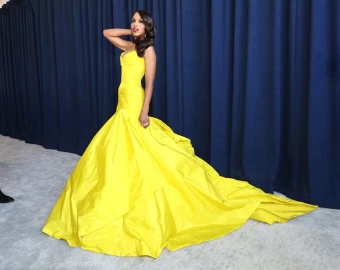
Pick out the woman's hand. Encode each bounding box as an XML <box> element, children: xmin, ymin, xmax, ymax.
<box><xmin>139</xmin><ymin>47</ymin><xmax>156</xmax><ymax>130</ymax></box>
<box><xmin>139</xmin><ymin>112</ymin><xmax>150</xmax><ymax>129</ymax></box>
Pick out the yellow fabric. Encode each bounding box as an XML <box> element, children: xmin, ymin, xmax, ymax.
<box><xmin>42</xmin><ymin>50</ymin><xmax>317</xmax><ymax>258</ymax></box>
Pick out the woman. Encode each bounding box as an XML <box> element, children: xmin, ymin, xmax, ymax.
<box><xmin>42</xmin><ymin>10</ymin><xmax>317</xmax><ymax>258</ymax></box>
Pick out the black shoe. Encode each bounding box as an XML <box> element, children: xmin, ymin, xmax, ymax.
<box><xmin>0</xmin><ymin>190</ymin><xmax>14</xmax><ymax>203</ymax></box>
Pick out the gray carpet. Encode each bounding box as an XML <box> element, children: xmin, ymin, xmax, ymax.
<box><xmin>1</xmin><ymin>134</ymin><xmax>340</xmax><ymax>270</ymax></box>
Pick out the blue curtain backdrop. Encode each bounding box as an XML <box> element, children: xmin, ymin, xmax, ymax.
<box><xmin>0</xmin><ymin>0</ymin><xmax>339</xmax><ymax>209</ymax></box>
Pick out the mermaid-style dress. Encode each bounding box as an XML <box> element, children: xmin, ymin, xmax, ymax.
<box><xmin>42</xmin><ymin>50</ymin><xmax>317</xmax><ymax>258</ymax></box>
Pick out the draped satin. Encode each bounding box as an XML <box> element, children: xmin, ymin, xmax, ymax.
<box><xmin>42</xmin><ymin>50</ymin><xmax>317</xmax><ymax>258</ymax></box>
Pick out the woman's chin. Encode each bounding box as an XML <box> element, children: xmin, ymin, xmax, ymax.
<box><xmin>132</xmin><ymin>33</ymin><xmax>144</xmax><ymax>39</ymax></box>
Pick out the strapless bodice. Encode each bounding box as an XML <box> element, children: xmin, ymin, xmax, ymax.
<box><xmin>116</xmin><ymin>50</ymin><xmax>145</xmax><ymax>115</ymax></box>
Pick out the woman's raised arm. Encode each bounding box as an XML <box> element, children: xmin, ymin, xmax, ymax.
<box><xmin>103</xmin><ymin>28</ymin><xmax>134</xmax><ymax>51</ymax></box>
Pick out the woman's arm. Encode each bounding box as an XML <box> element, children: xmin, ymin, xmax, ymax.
<box><xmin>139</xmin><ymin>46</ymin><xmax>156</xmax><ymax>128</ymax></box>
<box><xmin>103</xmin><ymin>28</ymin><xmax>134</xmax><ymax>51</ymax></box>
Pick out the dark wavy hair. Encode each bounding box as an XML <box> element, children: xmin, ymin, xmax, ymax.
<box><xmin>133</xmin><ymin>10</ymin><xmax>156</xmax><ymax>57</ymax></box>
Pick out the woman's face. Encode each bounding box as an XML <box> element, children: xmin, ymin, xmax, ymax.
<box><xmin>131</xmin><ymin>12</ymin><xmax>146</xmax><ymax>38</ymax></box>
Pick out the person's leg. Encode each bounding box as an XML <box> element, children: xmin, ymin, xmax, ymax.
<box><xmin>0</xmin><ymin>190</ymin><xmax>14</xmax><ymax>203</ymax></box>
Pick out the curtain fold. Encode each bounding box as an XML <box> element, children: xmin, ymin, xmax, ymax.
<box><xmin>1</xmin><ymin>0</ymin><xmax>339</xmax><ymax>209</ymax></box>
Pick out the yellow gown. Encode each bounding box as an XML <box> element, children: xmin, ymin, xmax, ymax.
<box><xmin>42</xmin><ymin>50</ymin><xmax>317</xmax><ymax>258</ymax></box>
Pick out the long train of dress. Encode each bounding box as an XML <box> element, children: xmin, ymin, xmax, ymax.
<box><xmin>42</xmin><ymin>50</ymin><xmax>317</xmax><ymax>258</ymax></box>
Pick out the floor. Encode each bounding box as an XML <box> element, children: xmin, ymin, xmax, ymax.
<box><xmin>1</xmin><ymin>134</ymin><xmax>340</xmax><ymax>270</ymax></box>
